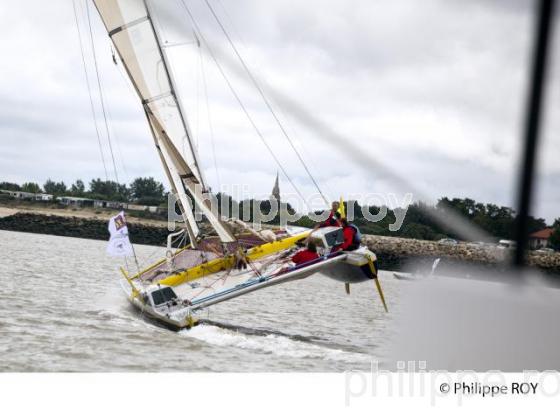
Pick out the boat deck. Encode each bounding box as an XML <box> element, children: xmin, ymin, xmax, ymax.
<box><xmin>172</xmin><ymin>253</ymin><xmax>290</xmax><ymax>305</ymax></box>
<box><xmin>138</xmin><ymin>233</ymin><xmax>286</xmax><ymax>283</ymax></box>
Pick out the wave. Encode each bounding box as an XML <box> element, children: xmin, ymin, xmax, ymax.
<box><xmin>182</xmin><ymin>322</ymin><xmax>373</xmax><ymax>363</ymax></box>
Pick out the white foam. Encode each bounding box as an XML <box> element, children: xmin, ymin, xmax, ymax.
<box><xmin>182</xmin><ymin>324</ymin><xmax>372</xmax><ymax>363</ymax></box>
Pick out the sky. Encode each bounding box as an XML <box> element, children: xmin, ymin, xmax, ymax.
<box><xmin>0</xmin><ymin>0</ymin><xmax>558</xmax><ymax>222</ymax></box>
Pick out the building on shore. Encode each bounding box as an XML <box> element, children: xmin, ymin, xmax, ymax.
<box><xmin>126</xmin><ymin>203</ymin><xmax>160</xmax><ymax>213</ymax></box>
<box><xmin>34</xmin><ymin>193</ymin><xmax>54</xmax><ymax>201</ymax></box>
<box><xmin>57</xmin><ymin>196</ymin><xmax>94</xmax><ymax>207</ymax></box>
<box><xmin>94</xmin><ymin>199</ymin><xmax>162</xmax><ymax>214</ymax></box>
<box><xmin>1</xmin><ymin>189</ymin><xmax>163</xmax><ymax>214</ymax></box>
<box><xmin>271</xmin><ymin>171</ymin><xmax>280</xmax><ymax>202</ymax></box>
<box><xmin>529</xmin><ymin>228</ymin><xmax>554</xmax><ymax>249</ymax></box>
<box><xmin>1</xmin><ymin>189</ymin><xmax>53</xmax><ymax>201</ymax></box>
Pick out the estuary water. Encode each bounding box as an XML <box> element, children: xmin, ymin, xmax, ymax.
<box><xmin>0</xmin><ymin>230</ymin><xmax>399</xmax><ymax>372</ymax></box>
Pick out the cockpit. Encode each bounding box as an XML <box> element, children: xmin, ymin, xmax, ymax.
<box><xmin>307</xmin><ymin>226</ymin><xmax>344</xmax><ymax>253</ymax></box>
<box><xmin>148</xmin><ymin>286</ymin><xmax>179</xmax><ymax>307</ymax></box>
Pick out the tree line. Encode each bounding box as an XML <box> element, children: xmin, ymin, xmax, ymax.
<box><xmin>212</xmin><ymin>194</ymin><xmax>559</xmax><ymax>249</ymax></box>
<box><xmin>0</xmin><ymin>177</ymin><xmax>166</xmax><ymax>206</ymax></box>
<box><xmin>341</xmin><ymin>197</ymin><xmax>559</xmax><ymax>246</ymax></box>
<box><xmin>240</xmin><ymin>197</ymin><xmax>558</xmax><ymax>249</ymax></box>
<box><xmin>1</xmin><ymin>179</ymin><xmax>558</xmax><ymax>248</ymax></box>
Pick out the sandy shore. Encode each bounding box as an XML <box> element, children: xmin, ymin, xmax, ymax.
<box><xmin>0</xmin><ymin>204</ymin><xmax>168</xmax><ymax>227</ymax></box>
<box><xmin>0</xmin><ymin>207</ymin><xmax>19</xmax><ymax>218</ymax></box>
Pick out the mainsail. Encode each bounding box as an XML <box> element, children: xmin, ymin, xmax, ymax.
<box><xmin>93</xmin><ymin>0</ymin><xmax>235</xmax><ymax>244</ymax></box>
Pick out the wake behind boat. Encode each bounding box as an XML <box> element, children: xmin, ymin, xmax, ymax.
<box><xmin>393</xmin><ymin>258</ymin><xmax>441</xmax><ymax>281</ymax></box>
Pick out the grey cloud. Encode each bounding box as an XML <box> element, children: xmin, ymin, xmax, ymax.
<box><xmin>0</xmin><ymin>0</ymin><xmax>558</xmax><ymax>223</ymax></box>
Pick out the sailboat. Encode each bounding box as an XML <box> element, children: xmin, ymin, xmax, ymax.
<box><xmin>92</xmin><ymin>0</ymin><xmax>387</xmax><ymax>330</ymax></box>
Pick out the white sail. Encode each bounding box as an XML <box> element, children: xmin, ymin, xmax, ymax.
<box><xmin>148</xmin><ymin>113</ymin><xmax>236</xmax><ymax>244</ymax></box>
<box><xmin>93</xmin><ymin>0</ymin><xmax>235</xmax><ymax>244</ymax></box>
<box><xmin>149</xmin><ymin>126</ymin><xmax>200</xmax><ymax>243</ymax></box>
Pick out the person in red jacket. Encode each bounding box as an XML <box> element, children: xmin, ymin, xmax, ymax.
<box><xmin>338</xmin><ymin>218</ymin><xmax>360</xmax><ymax>251</ymax></box>
<box><xmin>292</xmin><ymin>242</ymin><xmax>320</xmax><ymax>266</ymax></box>
<box><xmin>317</xmin><ymin>201</ymin><xmax>341</xmax><ymax>228</ymax></box>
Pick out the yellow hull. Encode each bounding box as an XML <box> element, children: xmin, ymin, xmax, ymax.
<box><xmin>157</xmin><ymin>232</ymin><xmax>309</xmax><ymax>287</ymax></box>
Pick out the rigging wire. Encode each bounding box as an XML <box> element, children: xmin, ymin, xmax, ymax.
<box><xmin>71</xmin><ymin>0</ymin><xmax>108</xmax><ymax>181</ymax></box>
<box><xmin>85</xmin><ymin>0</ymin><xmax>120</xmax><ymax>183</ymax></box>
<box><xmin>200</xmin><ymin>45</ymin><xmax>222</xmax><ymax>191</ymax></box>
<box><xmin>194</xmin><ymin>34</ymin><xmax>201</xmax><ymax>150</ymax></box>
<box><xmin>273</xmin><ymin>98</ymin><xmax>338</xmax><ymax>201</ymax></box>
<box><xmin>178</xmin><ymin>0</ymin><xmax>312</xmax><ymax>210</ymax></box>
<box><xmin>114</xmin><ymin>51</ymin><xmax>144</xmax><ymax>104</ymax></box>
<box><xmin>104</xmin><ymin>100</ymin><xmax>130</xmax><ymax>180</ymax></box>
<box><xmin>161</xmin><ymin>1</ymin><xmax>497</xmax><ymax>243</ymax></box>
<box><xmin>206</xmin><ymin>0</ymin><xmax>333</xmax><ymax>202</ymax></box>
<box><xmin>150</xmin><ymin>0</ymin><xmax>192</xmax><ymax>164</ymax></box>
<box><xmin>146</xmin><ymin>0</ymin><xmax>209</xmax><ymax>191</ymax></box>
<box><xmin>202</xmin><ymin>0</ymin><xmax>329</xmax><ymax>206</ymax></box>
<box><xmin>215</xmin><ymin>0</ymin><xmax>249</xmax><ymax>50</ymax></box>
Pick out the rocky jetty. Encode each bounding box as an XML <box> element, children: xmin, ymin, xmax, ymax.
<box><xmin>1</xmin><ymin>211</ymin><xmax>559</xmax><ymax>275</ymax></box>
<box><xmin>363</xmin><ymin>234</ymin><xmax>560</xmax><ymax>275</ymax></box>
<box><xmin>0</xmin><ymin>212</ymin><xmax>169</xmax><ymax>246</ymax></box>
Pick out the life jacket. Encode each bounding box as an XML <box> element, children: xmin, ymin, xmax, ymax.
<box><xmin>321</xmin><ymin>211</ymin><xmax>341</xmax><ymax>227</ymax></box>
<box><xmin>349</xmin><ymin>224</ymin><xmax>362</xmax><ymax>246</ymax></box>
<box><xmin>292</xmin><ymin>249</ymin><xmax>319</xmax><ymax>265</ymax></box>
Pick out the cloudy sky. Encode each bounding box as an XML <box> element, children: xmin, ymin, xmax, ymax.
<box><xmin>1</xmin><ymin>0</ymin><xmax>558</xmax><ymax>222</ymax></box>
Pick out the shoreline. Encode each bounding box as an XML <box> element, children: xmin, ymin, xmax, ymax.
<box><xmin>0</xmin><ymin>211</ymin><xmax>169</xmax><ymax>246</ymax></box>
<box><xmin>1</xmin><ymin>207</ymin><xmax>559</xmax><ymax>276</ymax></box>
<box><xmin>0</xmin><ymin>204</ymin><xmax>168</xmax><ymax>227</ymax></box>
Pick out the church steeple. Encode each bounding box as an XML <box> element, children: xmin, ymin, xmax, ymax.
<box><xmin>271</xmin><ymin>171</ymin><xmax>280</xmax><ymax>202</ymax></box>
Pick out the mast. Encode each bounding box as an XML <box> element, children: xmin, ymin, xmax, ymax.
<box><xmin>148</xmin><ymin>113</ymin><xmax>237</xmax><ymax>244</ymax></box>
<box><xmin>142</xmin><ymin>0</ymin><xmax>208</xmax><ymax>191</ymax></box>
<box><xmin>92</xmin><ymin>0</ymin><xmax>236</xmax><ymax>244</ymax></box>
<box><xmin>148</xmin><ymin>115</ymin><xmax>199</xmax><ymax>245</ymax></box>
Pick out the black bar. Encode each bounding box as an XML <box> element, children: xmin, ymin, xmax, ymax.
<box><xmin>514</xmin><ymin>0</ymin><xmax>555</xmax><ymax>267</ymax></box>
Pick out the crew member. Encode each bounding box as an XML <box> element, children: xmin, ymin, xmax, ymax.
<box><xmin>338</xmin><ymin>218</ymin><xmax>360</xmax><ymax>251</ymax></box>
<box><xmin>234</xmin><ymin>248</ymin><xmax>248</xmax><ymax>270</ymax></box>
<box><xmin>292</xmin><ymin>242</ymin><xmax>320</xmax><ymax>266</ymax></box>
<box><xmin>318</xmin><ymin>201</ymin><xmax>341</xmax><ymax>228</ymax></box>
